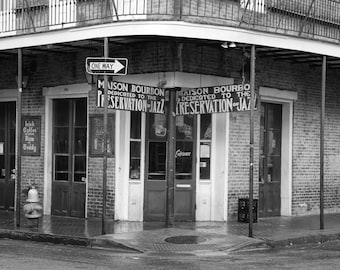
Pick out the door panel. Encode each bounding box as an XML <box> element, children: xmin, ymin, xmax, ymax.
<box><xmin>52</xmin><ymin>98</ymin><xmax>86</xmax><ymax>218</ymax></box>
<box><xmin>174</xmin><ymin>119</ymin><xmax>196</xmax><ymax>221</ymax></box>
<box><xmin>0</xmin><ymin>102</ymin><xmax>15</xmax><ymax>211</ymax></box>
<box><xmin>259</xmin><ymin>103</ymin><xmax>282</xmax><ymax>217</ymax></box>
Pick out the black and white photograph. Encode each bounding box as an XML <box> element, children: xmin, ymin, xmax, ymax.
<box><xmin>1</xmin><ymin>0</ymin><xmax>340</xmax><ymax>269</ymax></box>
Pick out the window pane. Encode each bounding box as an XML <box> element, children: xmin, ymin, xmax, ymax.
<box><xmin>54</xmin><ymin>155</ymin><xmax>69</xmax><ymax>181</ymax></box>
<box><xmin>75</xmin><ymin>99</ymin><xmax>87</xmax><ymax>126</ymax></box>
<box><xmin>0</xmin><ymin>130</ymin><xmax>4</xmax><ymax>144</ymax></box>
<box><xmin>9</xmin><ymin>129</ymin><xmax>15</xmax><ymax>154</ymax></box>
<box><xmin>130</xmin><ymin>141</ymin><xmax>140</xmax><ymax>157</ymax></box>
<box><xmin>267</xmin><ymin>104</ymin><xmax>282</xmax><ymax>130</ymax></box>
<box><xmin>176</xmin><ymin>115</ymin><xmax>193</xmax><ymax>140</ymax></box>
<box><xmin>130</xmin><ymin>159</ymin><xmax>140</xmax><ymax>179</ymax></box>
<box><xmin>148</xmin><ymin>142</ymin><xmax>166</xmax><ymax>180</ymax></box>
<box><xmin>130</xmin><ymin>112</ymin><xmax>141</xmax><ymax>139</ymax></box>
<box><xmin>55</xmin><ymin>155</ymin><xmax>68</xmax><ymax>172</ymax></box>
<box><xmin>74</xmin><ymin>156</ymin><xmax>86</xmax><ymax>182</ymax></box>
<box><xmin>200</xmin><ymin>158</ymin><xmax>210</xmax><ymax>179</ymax></box>
<box><xmin>200</xmin><ymin>114</ymin><xmax>212</xmax><ymax>140</ymax></box>
<box><xmin>199</xmin><ymin>142</ymin><xmax>211</xmax><ymax>179</ymax></box>
<box><xmin>175</xmin><ymin>141</ymin><xmax>193</xmax><ymax>179</ymax></box>
<box><xmin>54</xmin><ymin>127</ymin><xmax>69</xmax><ymax>153</ymax></box>
<box><xmin>0</xmin><ymin>155</ymin><xmax>4</xmax><ymax>179</ymax></box>
<box><xmin>9</xmin><ymin>103</ymin><xmax>16</xmax><ymax>128</ymax></box>
<box><xmin>149</xmin><ymin>114</ymin><xmax>167</xmax><ymax>140</ymax></box>
<box><xmin>54</xmin><ymin>99</ymin><xmax>69</xmax><ymax>126</ymax></box>
<box><xmin>74</xmin><ymin>127</ymin><xmax>86</xmax><ymax>154</ymax></box>
<box><xmin>74</xmin><ymin>156</ymin><xmax>86</xmax><ymax>172</ymax></box>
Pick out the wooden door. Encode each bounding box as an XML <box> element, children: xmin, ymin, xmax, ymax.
<box><xmin>52</xmin><ymin>98</ymin><xmax>87</xmax><ymax>217</ymax></box>
<box><xmin>259</xmin><ymin>103</ymin><xmax>282</xmax><ymax>217</ymax></box>
<box><xmin>0</xmin><ymin>102</ymin><xmax>15</xmax><ymax>210</ymax></box>
<box><xmin>144</xmin><ymin>113</ymin><xmax>168</xmax><ymax>221</ymax></box>
<box><xmin>143</xmin><ymin>92</ymin><xmax>196</xmax><ymax>222</ymax></box>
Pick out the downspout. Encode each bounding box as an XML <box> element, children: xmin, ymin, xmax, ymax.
<box><xmin>320</xmin><ymin>55</ymin><xmax>326</xmax><ymax>230</ymax></box>
<box><xmin>249</xmin><ymin>44</ymin><xmax>256</xmax><ymax>238</ymax></box>
<box><xmin>16</xmin><ymin>49</ymin><xmax>23</xmax><ymax>227</ymax></box>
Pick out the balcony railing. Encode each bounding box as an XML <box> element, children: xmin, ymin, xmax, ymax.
<box><xmin>1</xmin><ymin>0</ymin><xmax>340</xmax><ymax>42</ymax></box>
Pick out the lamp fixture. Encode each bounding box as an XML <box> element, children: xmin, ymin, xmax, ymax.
<box><xmin>221</xmin><ymin>42</ymin><xmax>229</xmax><ymax>49</ymax></box>
<box><xmin>229</xmin><ymin>42</ymin><xmax>236</xmax><ymax>48</ymax></box>
<box><xmin>221</xmin><ymin>42</ymin><xmax>236</xmax><ymax>49</ymax></box>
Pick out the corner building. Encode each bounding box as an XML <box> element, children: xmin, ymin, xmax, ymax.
<box><xmin>0</xmin><ymin>0</ymin><xmax>339</xmax><ymax>223</ymax></box>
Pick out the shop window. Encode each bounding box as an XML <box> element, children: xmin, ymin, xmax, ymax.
<box><xmin>129</xmin><ymin>111</ymin><xmax>142</xmax><ymax>180</ymax></box>
<box><xmin>199</xmin><ymin>114</ymin><xmax>212</xmax><ymax>180</ymax></box>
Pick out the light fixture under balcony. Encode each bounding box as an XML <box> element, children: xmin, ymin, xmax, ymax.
<box><xmin>221</xmin><ymin>42</ymin><xmax>236</xmax><ymax>49</ymax></box>
<box><xmin>229</xmin><ymin>42</ymin><xmax>236</xmax><ymax>48</ymax></box>
<box><xmin>221</xmin><ymin>42</ymin><xmax>229</xmax><ymax>49</ymax></box>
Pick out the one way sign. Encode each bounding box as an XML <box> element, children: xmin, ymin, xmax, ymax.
<box><xmin>86</xmin><ymin>57</ymin><xmax>128</xmax><ymax>75</ymax></box>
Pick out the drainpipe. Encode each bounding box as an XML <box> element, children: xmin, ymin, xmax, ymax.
<box><xmin>16</xmin><ymin>48</ymin><xmax>23</xmax><ymax>227</ymax></box>
<box><xmin>320</xmin><ymin>55</ymin><xmax>326</xmax><ymax>230</ymax></box>
<box><xmin>102</xmin><ymin>37</ymin><xmax>109</xmax><ymax>235</ymax></box>
<box><xmin>249</xmin><ymin>45</ymin><xmax>256</xmax><ymax>238</ymax></box>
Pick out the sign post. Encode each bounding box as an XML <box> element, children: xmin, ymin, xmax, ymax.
<box><xmin>86</xmin><ymin>47</ymin><xmax>129</xmax><ymax>235</ymax></box>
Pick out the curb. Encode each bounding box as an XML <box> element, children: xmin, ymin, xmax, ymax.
<box><xmin>0</xmin><ymin>229</ymin><xmax>139</xmax><ymax>253</ymax></box>
<box><xmin>0</xmin><ymin>229</ymin><xmax>90</xmax><ymax>246</ymax></box>
<box><xmin>262</xmin><ymin>232</ymin><xmax>340</xmax><ymax>248</ymax></box>
<box><xmin>90</xmin><ymin>237</ymin><xmax>143</xmax><ymax>253</ymax></box>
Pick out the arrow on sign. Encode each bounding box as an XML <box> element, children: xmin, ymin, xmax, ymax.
<box><xmin>112</xmin><ymin>60</ymin><xmax>124</xmax><ymax>73</ymax></box>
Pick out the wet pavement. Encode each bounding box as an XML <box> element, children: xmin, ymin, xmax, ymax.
<box><xmin>1</xmin><ymin>210</ymin><xmax>340</xmax><ymax>254</ymax></box>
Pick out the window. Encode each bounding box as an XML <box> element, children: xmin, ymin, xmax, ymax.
<box><xmin>129</xmin><ymin>112</ymin><xmax>142</xmax><ymax>180</ymax></box>
<box><xmin>199</xmin><ymin>114</ymin><xmax>212</xmax><ymax>180</ymax></box>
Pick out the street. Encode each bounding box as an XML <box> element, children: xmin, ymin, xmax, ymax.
<box><xmin>1</xmin><ymin>239</ymin><xmax>340</xmax><ymax>270</ymax></box>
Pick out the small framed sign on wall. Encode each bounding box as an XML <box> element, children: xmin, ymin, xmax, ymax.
<box><xmin>21</xmin><ymin>116</ymin><xmax>41</xmax><ymax>156</ymax></box>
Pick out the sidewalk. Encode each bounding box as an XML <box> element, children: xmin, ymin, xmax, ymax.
<box><xmin>1</xmin><ymin>210</ymin><xmax>340</xmax><ymax>254</ymax></box>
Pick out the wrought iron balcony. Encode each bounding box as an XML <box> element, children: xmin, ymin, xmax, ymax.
<box><xmin>1</xmin><ymin>0</ymin><xmax>340</xmax><ymax>43</ymax></box>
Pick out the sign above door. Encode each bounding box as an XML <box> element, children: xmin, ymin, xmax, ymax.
<box><xmin>176</xmin><ymin>83</ymin><xmax>256</xmax><ymax>115</ymax></box>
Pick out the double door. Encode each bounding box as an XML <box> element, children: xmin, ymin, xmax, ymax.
<box><xmin>52</xmin><ymin>98</ymin><xmax>87</xmax><ymax>217</ymax></box>
<box><xmin>0</xmin><ymin>102</ymin><xmax>15</xmax><ymax>210</ymax></box>
<box><xmin>144</xmin><ymin>95</ymin><xmax>197</xmax><ymax>221</ymax></box>
<box><xmin>259</xmin><ymin>102</ymin><xmax>282</xmax><ymax>217</ymax></box>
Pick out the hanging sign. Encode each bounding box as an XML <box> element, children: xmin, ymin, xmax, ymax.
<box><xmin>21</xmin><ymin>116</ymin><xmax>41</xmax><ymax>156</ymax></box>
<box><xmin>97</xmin><ymin>80</ymin><xmax>165</xmax><ymax>114</ymax></box>
<box><xmin>176</xmin><ymin>83</ymin><xmax>256</xmax><ymax>115</ymax></box>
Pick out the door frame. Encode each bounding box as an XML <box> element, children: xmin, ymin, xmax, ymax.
<box><xmin>43</xmin><ymin>83</ymin><xmax>90</xmax><ymax>216</ymax></box>
<box><xmin>259</xmin><ymin>86</ymin><xmax>297</xmax><ymax>216</ymax></box>
<box><xmin>114</xmin><ymin>72</ymin><xmax>234</xmax><ymax>221</ymax></box>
